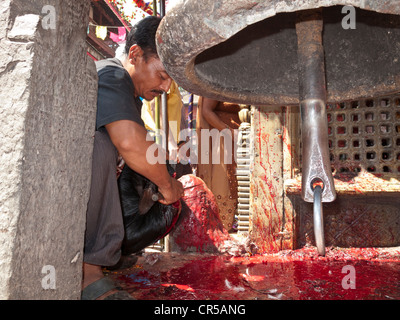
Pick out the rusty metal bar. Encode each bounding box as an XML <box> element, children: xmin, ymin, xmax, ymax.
<box><xmin>295</xmin><ymin>9</ymin><xmax>336</xmax><ymax>203</ymax></box>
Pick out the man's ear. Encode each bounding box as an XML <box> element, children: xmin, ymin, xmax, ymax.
<box><xmin>128</xmin><ymin>44</ymin><xmax>143</xmax><ymax>65</ymax></box>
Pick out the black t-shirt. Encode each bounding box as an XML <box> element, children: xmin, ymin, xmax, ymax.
<box><xmin>95</xmin><ymin>58</ymin><xmax>144</xmax><ymax>130</ymax></box>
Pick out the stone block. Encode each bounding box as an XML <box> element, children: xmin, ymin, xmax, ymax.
<box><xmin>0</xmin><ymin>0</ymin><xmax>97</xmax><ymax>299</ymax></box>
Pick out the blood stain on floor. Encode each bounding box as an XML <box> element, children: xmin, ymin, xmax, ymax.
<box><xmin>105</xmin><ymin>246</ymin><xmax>400</xmax><ymax>300</ymax></box>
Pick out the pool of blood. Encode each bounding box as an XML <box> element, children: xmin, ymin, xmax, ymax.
<box><xmin>109</xmin><ymin>247</ymin><xmax>400</xmax><ymax>300</ymax></box>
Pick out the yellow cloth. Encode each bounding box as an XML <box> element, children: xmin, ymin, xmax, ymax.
<box><xmin>141</xmin><ymin>81</ymin><xmax>183</xmax><ymax>143</ymax></box>
<box><xmin>95</xmin><ymin>26</ymin><xmax>107</xmax><ymax>40</ymax></box>
<box><xmin>196</xmin><ymin>98</ymin><xmax>240</xmax><ymax>231</ymax></box>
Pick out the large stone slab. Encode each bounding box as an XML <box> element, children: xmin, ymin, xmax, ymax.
<box><xmin>157</xmin><ymin>0</ymin><xmax>400</xmax><ymax>105</ymax></box>
<box><xmin>0</xmin><ymin>0</ymin><xmax>97</xmax><ymax>299</ymax></box>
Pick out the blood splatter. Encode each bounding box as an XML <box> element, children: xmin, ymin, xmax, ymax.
<box><xmin>109</xmin><ymin>247</ymin><xmax>400</xmax><ymax>300</ymax></box>
<box><xmin>168</xmin><ymin>174</ymin><xmax>230</xmax><ymax>253</ymax></box>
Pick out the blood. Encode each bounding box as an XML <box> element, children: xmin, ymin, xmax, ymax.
<box><xmin>111</xmin><ymin>247</ymin><xmax>400</xmax><ymax>300</ymax></box>
<box><xmin>253</xmin><ymin>109</ymin><xmax>285</xmax><ymax>252</ymax></box>
<box><xmin>168</xmin><ymin>174</ymin><xmax>230</xmax><ymax>253</ymax></box>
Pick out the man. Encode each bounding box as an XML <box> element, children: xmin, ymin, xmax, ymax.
<box><xmin>81</xmin><ymin>16</ymin><xmax>184</xmax><ymax>300</ymax></box>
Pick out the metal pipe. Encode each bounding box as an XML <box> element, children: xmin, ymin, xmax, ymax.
<box><xmin>295</xmin><ymin>9</ymin><xmax>336</xmax><ymax>203</ymax></box>
<box><xmin>160</xmin><ymin>0</ymin><xmax>166</xmax><ymax>17</ymax></box>
<box><xmin>160</xmin><ymin>1</ymin><xmax>168</xmax><ymax>154</ymax></box>
<box><xmin>156</xmin><ymin>0</ymin><xmax>170</xmax><ymax>252</ymax></box>
<box><xmin>296</xmin><ymin>9</ymin><xmax>335</xmax><ymax>255</ymax></box>
<box><xmin>152</xmin><ymin>0</ymin><xmax>158</xmax><ymax>16</ymax></box>
<box><xmin>313</xmin><ymin>185</ymin><xmax>325</xmax><ymax>255</ymax></box>
<box><xmin>161</xmin><ymin>92</ymin><xmax>168</xmax><ymax>153</ymax></box>
<box><xmin>188</xmin><ymin>93</ymin><xmax>194</xmax><ymax>130</ymax></box>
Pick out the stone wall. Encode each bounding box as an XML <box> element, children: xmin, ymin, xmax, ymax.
<box><xmin>0</xmin><ymin>0</ymin><xmax>97</xmax><ymax>299</ymax></box>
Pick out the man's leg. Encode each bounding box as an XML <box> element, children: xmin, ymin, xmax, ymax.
<box><xmin>82</xmin><ymin>128</ymin><xmax>125</xmax><ymax>298</ymax></box>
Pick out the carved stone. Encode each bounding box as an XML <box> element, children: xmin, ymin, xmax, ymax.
<box><xmin>0</xmin><ymin>0</ymin><xmax>97</xmax><ymax>299</ymax></box>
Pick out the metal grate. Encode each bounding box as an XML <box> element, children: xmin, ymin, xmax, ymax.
<box><xmin>236</xmin><ymin>122</ymin><xmax>252</xmax><ymax>234</ymax></box>
<box><xmin>327</xmin><ymin>94</ymin><xmax>400</xmax><ymax>175</ymax></box>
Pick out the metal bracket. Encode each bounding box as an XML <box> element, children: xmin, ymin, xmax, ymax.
<box><xmin>300</xmin><ymin>99</ymin><xmax>337</xmax><ymax>203</ymax></box>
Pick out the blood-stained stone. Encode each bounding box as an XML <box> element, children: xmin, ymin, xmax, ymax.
<box><xmin>168</xmin><ymin>175</ymin><xmax>231</xmax><ymax>253</ymax></box>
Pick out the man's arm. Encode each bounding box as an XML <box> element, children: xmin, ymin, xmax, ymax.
<box><xmin>105</xmin><ymin>119</ymin><xmax>183</xmax><ymax>204</ymax></box>
<box><xmin>201</xmin><ymin>98</ymin><xmax>228</xmax><ymax>131</ymax></box>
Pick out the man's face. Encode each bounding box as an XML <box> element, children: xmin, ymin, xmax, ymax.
<box><xmin>131</xmin><ymin>52</ymin><xmax>172</xmax><ymax>101</ymax></box>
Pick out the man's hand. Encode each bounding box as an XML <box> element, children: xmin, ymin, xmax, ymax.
<box><xmin>105</xmin><ymin>120</ymin><xmax>185</xmax><ymax>205</ymax></box>
<box><xmin>157</xmin><ymin>176</ymin><xmax>184</xmax><ymax>205</ymax></box>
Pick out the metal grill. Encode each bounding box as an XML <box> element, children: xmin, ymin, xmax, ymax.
<box><xmin>291</xmin><ymin>94</ymin><xmax>400</xmax><ymax>249</ymax></box>
<box><xmin>327</xmin><ymin>93</ymin><xmax>400</xmax><ymax>175</ymax></box>
<box><xmin>236</xmin><ymin>106</ymin><xmax>252</xmax><ymax>234</ymax></box>
<box><xmin>236</xmin><ymin>122</ymin><xmax>251</xmax><ymax>234</ymax></box>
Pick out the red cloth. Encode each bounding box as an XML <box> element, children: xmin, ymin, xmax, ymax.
<box><xmin>110</xmin><ymin>27</ymin><xmax>126</xmax><ymax>43</ymax></box>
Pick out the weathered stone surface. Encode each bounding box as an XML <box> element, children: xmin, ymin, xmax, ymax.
<box><xmin>157</xmin><ymin>0</ymin><xmax>400</xmax><ymax>105</ymax></box>
<box><xmin>0</xmin><ymin>0</ymin><xmax>97</xmax><ymax>299</ymax></box>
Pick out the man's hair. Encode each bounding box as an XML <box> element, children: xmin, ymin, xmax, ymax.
<box><xmin>125</xmin><ymin>16</ymin><xmax>162</xmax><ymax>60</ymax></box>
